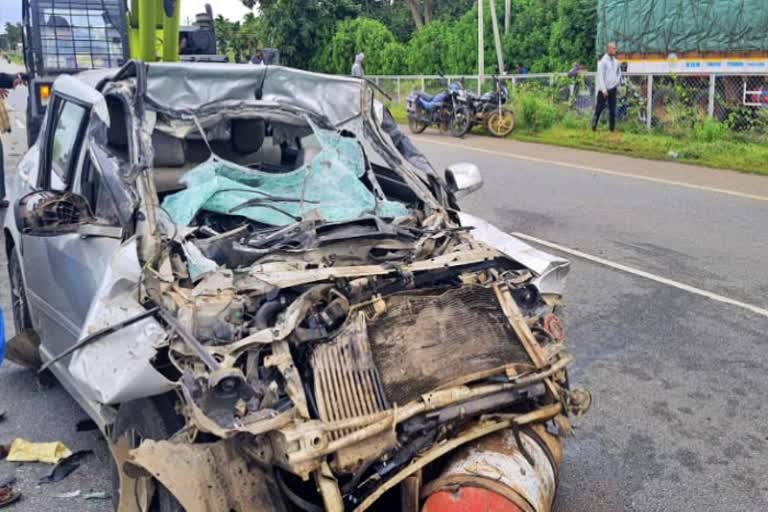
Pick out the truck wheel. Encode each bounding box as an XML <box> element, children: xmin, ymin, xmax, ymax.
<box><xmin>110</xmin><ymin>395</ymin><xmax>185</xmax><ymax>512</ymax></box>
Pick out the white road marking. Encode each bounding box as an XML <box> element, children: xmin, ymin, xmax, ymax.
<box><xmin>512</xmin><ymin>232</ymin><xmax>768</xmax><ymax>319</ymax></box>
<box><xmin>419</xmin><ymin>137</ymin><xmax>768</xmax><ymax>203</ymax></box>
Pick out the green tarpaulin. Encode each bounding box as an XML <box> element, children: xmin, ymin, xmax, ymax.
<box><xmin>162</xmin><ymin>127</ymin><xmax>408</xmax><ymax>227</ymax></box>
<box><xmin>597</xmin><ymin>0</ymin><xmax>768</xmax><ymax>54</ymax></box>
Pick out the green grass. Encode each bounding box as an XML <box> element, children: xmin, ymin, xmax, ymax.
<box><xmin>5</xmin><ymin>52</ymin><xmax>23</xmax><ymax>65</ymax></box>
<box><xmin>387</xmin><ymin>103</ymin><xmax>768</xmax><ymax>176</ymax></box>
<box><xmin>510</xmin><ymin>125</ymin><xmax>768</xmax><ymax>176</ymax></box>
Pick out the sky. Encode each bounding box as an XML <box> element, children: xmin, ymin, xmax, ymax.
<box><xmin>0</xmin><ymin>0</ymin><xmax>254</xmax><ymax>29</ymax></box>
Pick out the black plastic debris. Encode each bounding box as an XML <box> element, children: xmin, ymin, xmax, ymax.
<box><xmin>75</xmin><ymin>419</ymin><xmax>98</xmax><ymax>432</ymax></box>
<box><xmin>38</xmin><ymin>450</ymin><xmax>93</xmax><ymax>484</ymax></box>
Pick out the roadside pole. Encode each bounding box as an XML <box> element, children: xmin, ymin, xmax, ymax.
<box><xmin>478</xmin><ymin>0</ymin><xmax>485</xmax><ymax>93</ymax></box>
<box><xmin>646</xmin><ymin>75</ymin><xmax>653</xmax><ymax>130</ymax></box>
<box><xmin>489</xmin><ymin>0</ymin><xmax>506</xmax><ymax>75</ymax></box>
<box><xmin>708</xmin><ymin>74</ymin><xmax>716</xmax><ymax>118</ymax></box>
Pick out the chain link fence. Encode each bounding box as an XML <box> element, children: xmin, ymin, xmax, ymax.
<box><xmin>370</xmin><ymin>72</ymin><xmax>768</xmax><ymax>138</ymax></box>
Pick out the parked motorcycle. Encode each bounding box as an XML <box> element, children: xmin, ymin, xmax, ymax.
<box><xmin>467</xmin><ymin>75</ymin><xmax>515</xmax><ymax>137</ymax></box>
<box><xmin>406</xmin><ymin>75</ymin><xmax>472</xmax><ymax>137</ymax></box>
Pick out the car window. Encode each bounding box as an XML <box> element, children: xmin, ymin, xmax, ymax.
<box><xmin>80</xmin><ymin>155</ymin><xmax>120</xmax><ymax>226</ymax></box>
<box><xmin>48</xmin><ymin>99</ymin><xmax>88</xmax><ymax>189</ymax></box>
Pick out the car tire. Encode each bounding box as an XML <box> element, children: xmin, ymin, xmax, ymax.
<box><xmin>110</xmin><ymin>395</ymin><xmax>185</xmax><ymax>512</ymax></box>
<box><xmin>9</xmin><ymin>250</ymin><xmax>33</xmax><ymax>334</ymax></box>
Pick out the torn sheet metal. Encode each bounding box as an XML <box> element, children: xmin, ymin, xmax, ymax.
<box><xmin>128</xmin><ymin>439</ymin><xmax>282</xmax><ymax>512</ymax></box>
<box><xmin>458</xmin><ymin>212</ymin><xmax>570</xmax><ymax>295</ymax></box>
<box><xmin>161</xmin><ymin>127</ymin><xmax>407</xmax><ymax>227</ymax></box>
<box><xmin>69</xmin><ymin>239</ymin><xmax>174</xmax><ymax>405</ymax></box>
<box><xmin>144</xmin><ymin>64</ymin><xmax>363</xmax><ymax>128</ymax></box>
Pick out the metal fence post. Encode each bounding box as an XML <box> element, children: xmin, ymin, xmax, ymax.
<box><xmin>396</xmin><ymin>77</ymin><xmax>401</xmax><ymax>104</ymax></box>
<box><xmin>477</xmin><ymin>75</ymin><xmax>482</xmax><ymax>95</ymax></box>
<box><xmin>708</xmin><ymin>74</ymin><xmax>716</xmax><ymax>118</ymax></box>
<box><xmin>646</xmin><ymin>75</ymin><xmax>653</xmax><ymax>130</ymax></box>
<box><xmin>421</xmin><ymin>76</ymin><xmax>425</xmax><ymax>92</ymax></box>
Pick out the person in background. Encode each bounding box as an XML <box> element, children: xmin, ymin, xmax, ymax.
<box><xmin>0</xmin><ymin>72</ymin><xmax>24</xmax><ymax>208</ymax></box>
<box><xmin>593</xmin><ymin>42</ymin><xmax>622</xmax><ymax>132</ymax></box>
<box><xmin>567</xmin><ymin>62</ymin><xmax>584</xmax><ymax>102</ymax></box>
<box><xmin>251</xmin><ymin>50</ymin><xmax>265</xmax><ymax>65</ymax></box>
<box><xmin>351</xmin><ymin>53</ymin><xmax>365</xmax><ymax>78</ymax></box>
<box><xmin>516</xmin><ymin>63</ymin><xmax>528</xmax><ymax>75</ymax></box>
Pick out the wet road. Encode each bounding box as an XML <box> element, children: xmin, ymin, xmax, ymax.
<box><xmin>0</xmin><ymin>63</ymin><xmax>766</xmax><ymax>511</ymax></box>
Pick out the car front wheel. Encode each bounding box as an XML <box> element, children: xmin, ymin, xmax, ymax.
<box><xmin>9</xmin><ymin>250</ymin><xmax>33</xmax><ymax>334</ymax></box>
<box><xmin>110</xmin><ymin>395</ymin><xmax>185</xmax><ymax>512</ymax></box>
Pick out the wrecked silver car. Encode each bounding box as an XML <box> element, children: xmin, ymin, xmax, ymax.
<box><xmin>4</xmin><ymin>61</ymin><xmax>590</xmax><ymax>512</ymax></box>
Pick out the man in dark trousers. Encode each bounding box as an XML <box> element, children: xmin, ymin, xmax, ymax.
<box><xmin>593</xmin><ymin>42</ymin><xmax>622</xmax><ymax>132</ymax></box>
<box><xmin>0</xmin><ymin>72</ymin><xmax>24</xmax><ymax>208</ymax></box>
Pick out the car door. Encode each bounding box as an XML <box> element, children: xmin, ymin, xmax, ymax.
<box><xmin>20</xmin><ymin>76</ymin><xmax>123</xmax><ymax>364</ymax></box>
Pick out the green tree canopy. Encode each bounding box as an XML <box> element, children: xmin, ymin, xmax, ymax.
<box><xmin>313</xmin><ymin>18</ymin><xmax>406</xmax><ymax>75</ymax></box>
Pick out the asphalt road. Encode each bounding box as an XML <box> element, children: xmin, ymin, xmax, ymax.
<box><xmin>0</xmin><ymin>64</ymin><xmax>766</xmax><ymax>511</ymax></box>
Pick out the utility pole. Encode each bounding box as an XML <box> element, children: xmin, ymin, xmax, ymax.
<box><xmin>504</xmin><ymin>0</ymin><xmax>510</xmax><ymax>34</ymax></box>
<box><xmin>478</xmin><ymin>0</ymin><xmax>485</xmax><ymax>87</ymax></box>
<box><xmin>489</xmin><ymin>0</ymin><xmax>505</xmax><ymax>74</ymax></box>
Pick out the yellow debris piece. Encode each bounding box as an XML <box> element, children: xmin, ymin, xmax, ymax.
<box><xmin>6</xmin><ymin>438</ymin><xmax>73</xmax><ymax>464</ymax></box>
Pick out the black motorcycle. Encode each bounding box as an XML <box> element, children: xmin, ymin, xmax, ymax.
<box><xmin>466</xmin><ymin>75</ymin><xmax>515</xmax><ymax>137</ymax></box>
<box><xmin>406</xmin><ymin>75</ymin><xmax>472</xmax><ymax>137</ymax></box>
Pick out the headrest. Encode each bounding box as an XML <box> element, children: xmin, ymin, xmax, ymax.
<box><xmin>152</xmin><ymin>132</ymin><xmax>186</xmax><ymax>168</ymax></box>
<box><xmin>106</xmin><ymin>97</ymin><xmax>128</xmax><ymax>148</ymax></box>
<box><xmin>231</xmin><ymin>119</ymin><xmax>265</xmax><ymax>154</ymax></box>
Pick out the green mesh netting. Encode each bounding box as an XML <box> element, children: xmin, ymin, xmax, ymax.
<box><xmin>162</xmin><ymin>128</ymin><xmax>408</xmax><ymax>227</ymax></box>
<box><xmin>597</xmin><ymin>0</ymin><xmax>768</xmax><ymax>54</ymax></box>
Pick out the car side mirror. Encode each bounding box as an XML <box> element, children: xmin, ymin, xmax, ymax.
<box><xmin>445</xmin><ymin>163</ymin><xmax>483</xmax><ymax>199</ymax></box>
<box><xmin>15</xmin><ymin>190</ymin><xmax>95</xmax><ymax>236</ymax></box>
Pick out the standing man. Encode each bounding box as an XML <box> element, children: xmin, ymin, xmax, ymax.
<box><xmin>0</xmin><ymin>72</ymin><xmax>24</xmax><ymax>209</ymax></box>
<box><xmin>593</xmin><ymin>42</ymin><xmax>622</xmax><ymax>132</ymax></box>
<box><xmin>351</xmin><ymin>53</ymin><xmax>365</xmax><ymax>78</ymax></box>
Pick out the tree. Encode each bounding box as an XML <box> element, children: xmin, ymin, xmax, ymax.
<box><xmin>403</xmin><ymin>0</ymin><xmax>433</xmax><ymax>29</ymax></box>
<box><xmin>213</xmin><ymin>14</ymin><xmax>262</xmax><ymax>62</ymax></box>
<box><xmin>547</xmin><ymin>0</ymin><xmax>596</xmax><ymax>70</ymax></box>
<box><xmin>313</xmin><ymin>18</ymin><xmax>404</xmax><ymax>75</ymax></box>
<box><xmin>244</xmin><ymin>0</ymin><xmax>359</xmax><ymax>69</ymax></box>
<box><xmin>3</xmin><ymin>23</ymin><xmax>23</xmax><ymax>50</ymax></box>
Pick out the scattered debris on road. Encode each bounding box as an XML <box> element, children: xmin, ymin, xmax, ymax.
<box><xmin>0</xmin><ymin>477</ymin><xmax>20</xmax><ymax>508</ymax></box>
<box><xmin>38</xmin><ymin>450</ymin><xmax>93</xmax><ymax>484</ymax></box>
<box><xmin>83</xmin><ymin>491</ymin><xmax>110</xmax><ymax>501</ymax></box>
<box><xmin>74</xmin><ymin>419</ymin><xmax>98</xmax><ymax>432</ymax></box>
<box><xmin>52</xmin><ymin>490</ymin><xmax>81</xmax><ymax>499</ymax></box>
<box><xmin>5</xmin><ymin>439</ymin><xmax>72</xmax><ymax>464</ymax></box>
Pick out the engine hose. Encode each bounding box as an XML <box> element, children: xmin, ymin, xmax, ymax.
<box><xmin>253</xmin><ymin>299</ymin><xmax>285</xmax><ymax>330</ymax></box>
<box><xmin>276</xmin><ymin>469</ymin><xmax>323</xmax><ymax>512</ymax></box>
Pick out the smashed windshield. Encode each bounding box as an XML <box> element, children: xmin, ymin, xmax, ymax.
<box><xmin>161</xmin><ymin>125</ymin><xmax>409</xmax><ymax>227</ymax></box>
<box><xmin>37</xmin><ymin>0</ymin><xmax>126</xmax><ymax>72</ymax></box>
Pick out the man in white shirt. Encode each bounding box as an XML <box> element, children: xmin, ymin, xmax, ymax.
<box><xmin>592</xmin><ymin>42</ymin><xmax>622</xmax><ymax>132</ymax></box>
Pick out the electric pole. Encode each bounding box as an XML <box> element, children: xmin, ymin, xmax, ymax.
<box><xmin>478</xmin><ymin>0</ymin><xmax>485</xmax><ymax>87</ymax></box>
<box><xmin>489</xmin><ymin>0</ymin><xmax>505</xmax><ymax>74</ymax></box>
<box><xmin>504</xmin><ymin>0</ymin><xmax>511</xmax><ymax>34</ymax></box>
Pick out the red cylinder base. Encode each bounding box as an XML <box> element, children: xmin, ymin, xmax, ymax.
<box><xmin>422</xmin><ymin>486</ymin><xmax>524</xmax><ymax>512</ymax></box>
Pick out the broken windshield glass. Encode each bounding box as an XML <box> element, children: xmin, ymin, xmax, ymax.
<box><xmin>161</xmin><ymin>125</ymin><xmax>409</xmax><ymax>227</ymax></box>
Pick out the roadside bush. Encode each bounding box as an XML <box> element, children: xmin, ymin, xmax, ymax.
<box><xmin>312</xmin><ymin>17</ymin><xmax>402</xmax><ymax>75</ymax></box>
<box><xmin>515</xmin><ymin>92</ymin><xmax>558</xmax><ymax>133</ymax></box>
<box><xmin>695</xmin><ymin>118</ymin><xmax>728</xmax><ymax>143</ymax></box>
